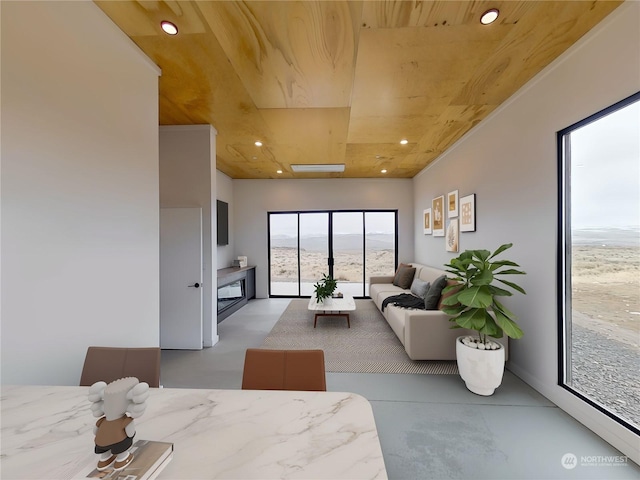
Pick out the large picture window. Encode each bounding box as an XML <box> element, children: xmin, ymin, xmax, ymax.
<box><xmin>268</xmin><ymin>210</ymin><xmax>397</xmax><ymax>298</ymax></box>
<box><xmin>558</xmin><ymin>92</ymin><xmax>639</xmax><ymax>433</ymax></box>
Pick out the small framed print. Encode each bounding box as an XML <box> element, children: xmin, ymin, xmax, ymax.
<box><xmin>446</xmin><ymin>219</ymin><xmax>459</xmax><ymax>252</ymax></box>
<box><xmin>432</xmin><ymin>195</ymin><xmax>445</xmax><ymax>237</ymax></box>
<box><xmin>423</xmin><ymin>208</ymin><xmax>432</xmax><ymax>234</ymax></box>
<box><xmin>447</xmin><ymin>190</ymin><xmax>459</xmax><ymax>218</ymax></box>
<box><xmin>460</xmin><ymin>194</ymin><xmax>476</xmax><ymax>232</ymax></box>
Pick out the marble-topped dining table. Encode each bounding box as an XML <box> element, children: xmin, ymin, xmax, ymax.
<box><xmin>1</xmin><ymin>385</ymin><xmax>387</xmax><ymax>479</ymax></box>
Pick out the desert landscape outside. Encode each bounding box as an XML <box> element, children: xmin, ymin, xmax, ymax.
<box><xmin>269</xmin><ymin>233</ymin><xmax>395</xmax><ymax>297</ymax></box>
<box><xmin>569</xmin><ymin>228</ymin><xmax>640</xmax><ymax>427</ymax></box>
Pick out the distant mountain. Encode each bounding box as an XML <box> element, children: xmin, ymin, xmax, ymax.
<box><xmin>271</xmin><ymin>233</ymin><xmax>394</xmax><ymax>252</ymax></box>
<box><xmin>571</xmin><ymin>227</ymin><xmax>640</xmax><ymax>247</ymax></box>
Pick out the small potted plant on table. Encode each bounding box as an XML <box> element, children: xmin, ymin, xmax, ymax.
<box><xmin>313</xmin><ymin>273</ymin><xmax>338</xmax><ymax>305</ymax></box>
<box><xmin>442</xmin><ymin>243</ymin><xmax>526</xmax><ymax>396</ymax></box>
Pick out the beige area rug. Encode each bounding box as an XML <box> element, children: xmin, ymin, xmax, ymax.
<box><xmin>261</xmin><ymin>299</ymin><xmax>458</xmax><ymax>375</ymax></box>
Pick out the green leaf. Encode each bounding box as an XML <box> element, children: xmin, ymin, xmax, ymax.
<box><xmin>495</xmin><ymin>278</ymin><xmax>527</xmax><ymax>295</ymax></box>
<box><xmin>453</xmin><ymin>308</ymin><xmax>488</xmax><ymax>330</ymax></box>
<box><xmin>451</xmin><ymin>256</ymin><xmax>473</xmax><ymax>266</ymax></box>
<box><xmin>457</xmin><ymin>285</ymin><xmax>493</xmax><ymax>308</ymax></box>
<box><xmin>443</xmin><ymin>269</ymin><xmax>464</xmax><ymax>279</ymax></box>
<box><xmin>489</xmin><ymin>260</ymin><xmax>520</xmax><ymax>269</ymax></box>
<box><xmin>459</xmin><ymin>251</ymin><xmax>474</xmax><ymax>261</ymax></box>
<box><xmin>494</xmin><ymin>309</ymin><xmax>524</xmax><ymax>339</ymax></box>
<box><xmin>473</xmin><ymin>249</ymin><xmax>491</xmax><ymax>261</ymax></box>
<box><xmin>494</xmin><ymin>268</ymin><xmax>526</xmax><ymax>275</ymax></box>
<box><xmin>442</xmin><ymin>285</ymin><xmax>462</xmax><ymax>300</ymax></box>
<box><xmin>441</xmin><ymin>293</ymin><xmax>461</xmax><ymax>306</ymax></box>
<box><xmin>488</xmin><ymin>285</ymin><xmax>512</xmax><ymax>297</ymax></box>
<box><xmin>469</xmin><ymin>259</ymin><xmax>484</xmax><ymax>270</ymax></box>
<box><xmin>489</xmin><ymin>243</ymin><xmax>513</xmax><ymax>259</ymax></box>
<box><xmin>493</xmin><ymin>298</ymin><xmax>515</xmax><ymax>319</ymax></box>
<box><xmin>479</xmin><ymin>313</ymin><xmax>502</xmax><ymax>337</ymax></box>
<box><xmin>465</xmin><ymin>267</ymin><xmax>479</xmax><ymax>278</ymax></box>
<box><xmin>470</xmin><ymin>269</ymin><xmax>493</xmax><ymax>286</ymax></box>
<box><xmin>442</xmin><ymin>304</ymin><xmax>466</xmax><ymax>316</ymax></box>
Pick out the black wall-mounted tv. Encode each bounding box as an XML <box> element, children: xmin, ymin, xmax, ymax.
<box><xmin>217</xmin><ymin>200</ymin><xmax>229</xmax><ymax>246</ymax></box>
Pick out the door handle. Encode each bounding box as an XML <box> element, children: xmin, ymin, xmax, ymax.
<box><xmin>188</xmin><ymin>282</ymin><xmax>201</xmax><ymax>288</ymax></box>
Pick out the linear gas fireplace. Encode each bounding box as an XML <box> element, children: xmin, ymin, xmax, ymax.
<box><xmin>217</xmin><ymin>266</ymin><xmax>256</xmax><ymax>323</ymax></box>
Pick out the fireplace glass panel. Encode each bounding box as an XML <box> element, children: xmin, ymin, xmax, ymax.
<box><xmin>218</xmin><ymin>280</ymin><xmax>244</xmax><ymax>313</ymax></box>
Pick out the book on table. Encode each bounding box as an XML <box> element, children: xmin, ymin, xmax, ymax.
<box><xmin>73</xmin><ymin>439</ymin><xmax>173</xmax><ymax>480</ymax></box>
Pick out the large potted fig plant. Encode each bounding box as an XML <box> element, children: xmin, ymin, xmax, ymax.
<box><xmin>441</xmin><ymin>243</ymin><xmax>526</xmax><ymax>395</ymax></box>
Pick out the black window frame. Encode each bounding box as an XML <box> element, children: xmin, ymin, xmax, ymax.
<box><xmin>267</xmin><ymin>209</ymin><xmax>399</xmax><ymax>298</ymax></box>
<box><xmin>557</xmin><ymin>90</ymin><xmax>640</xmax><ymax>435</ymax></box>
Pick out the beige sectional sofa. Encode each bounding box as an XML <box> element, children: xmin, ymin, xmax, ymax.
<box><xmin>369</xmin><ymin>263</ymin><xmax>508</xmax><ymax>361</ymax></box>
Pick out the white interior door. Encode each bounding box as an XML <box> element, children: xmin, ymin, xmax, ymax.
<box><xmin>160</xmin><ymin>208</ymin><xmax>203</xmax><ymax>349</ymax></box>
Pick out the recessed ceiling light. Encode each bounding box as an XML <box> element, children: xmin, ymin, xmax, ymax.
<box><xmin>400</xmin><ymin>139</ymin><xmax>408</xmax><ymax>145</ymax></box>
<box><xmin>255</xmin><ymin>141</ymin><xmax>263</xmax><ymax>147</ymax></box>
<box><xmin>381</xmin><ymin>169</ymin><xmax>387</xmax><ymax>174</ymax></box>
<box><xmin>291</xmin><ymin>164</ymin><xmax>345</xmax><ymax>173</ymax></box>
<box><xmin>480</xmin><ymin>9</ymin><xmax>499</xmax><ymax>25</ymax></box>
<box><xmin>277</xmin><ymin>170</ymin><xmax>282</xmax><ymax>174</ymax></box>
<box><xmin>161</xmin><ymin>21</ymin><xmax>178</xmax><ymax>35</ymax></box>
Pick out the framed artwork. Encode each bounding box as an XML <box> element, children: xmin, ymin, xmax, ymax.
<box><xmin>423</xmin><ymin>208</ymin><xmax>432</xmax><ymax>234</ymax></box>
<box><xmin>432</xmin><ymin>195</ymin><xmax>445</xmax><ymax>236</ymax></box>
<box><xmin>460</xmin><ymin>194</ymin><xmax>476</xmax><ymax>232</ymax></box>
<box><xmin>446</xmin><ymin>219</ymin><xmax>459</xmax><ymax>252</ymax></box>
<box><xmin>447</xmin><ymin>190</ymin><xmax>459</xmax><ymax>218</ymax></box>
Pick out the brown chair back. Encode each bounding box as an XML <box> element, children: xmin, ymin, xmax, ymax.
<box><xmin>241</xmin><ymin>348</ymin><xmax>326</xmax><ymax>391</ymax></box>
<box><xmin>80</xmin><ymin>346</ymin><xmax>161</xmax><ymax>387</ymax></box>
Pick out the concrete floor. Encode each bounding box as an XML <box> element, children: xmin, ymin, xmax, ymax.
<box><xmin>161</xmin><ymin>298</ymin><xmax>640</xmax><ymax>479</ymax></box>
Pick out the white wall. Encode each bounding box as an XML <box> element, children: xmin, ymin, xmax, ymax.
<box><xmin>216</xmin><ymin>170</ymin><xmax>235</xmax><ymax>269</ymax></box>
<box><xmin>233</xmin><ymin>178</ymin><xmax>414</xmax><ymax>298</ymax></box>
<box><xmin>1</xmin><ymin>2</ymin><xmax>161</xmax><ymax>385</ymax></box>
<box><xmin>412</xmin><ymin>2</ymin><xmax>639</xmax><ymax>462</ymax></box>
<box><xmin>160</xmin><ymin>126</ymin><xmax>218</xmax><ymax>347</ymax></box>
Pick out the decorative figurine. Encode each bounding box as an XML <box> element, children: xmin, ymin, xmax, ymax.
<box><xmin>87</xmin><ymin>377</ymin><xmax>149</xmax><ymax>471</ymax></box>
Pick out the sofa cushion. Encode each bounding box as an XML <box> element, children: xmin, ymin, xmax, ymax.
<box><xmin>385</xmin><ymin>305</ymin><xmax>406</xmax><ymax>344</ymax></box>
<box><xmin>424</xmin><ymin>275</ymin><xmax>448</xmax><ymax>309</ymax></box>
<box><xmin>369</xmin><ymin>283</ymin><xmax>406</xmax><ymax>310</ymax></box>
<box><xmin>410</xmin><ymin>278</ymin><xmax>430</xmax><ymax>298</ymax></box>
<box><xmin>393</xmin><ymin>266</ymin><xmax>416</xmax><ymax>289</ymax></box>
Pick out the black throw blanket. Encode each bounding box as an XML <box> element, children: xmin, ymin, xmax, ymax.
<box><xmin>381</xmin><ymin>293</ymin><xmax>426</xmax><ymax>312</ymax></box>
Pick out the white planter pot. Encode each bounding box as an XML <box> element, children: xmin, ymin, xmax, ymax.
<box><xmin>456</xmin><ymin>336</ymin><xmax>505</xmax><ymax>396</ymax></box>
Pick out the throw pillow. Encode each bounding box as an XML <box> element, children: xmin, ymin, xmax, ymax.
<box><xmin>393</xmin><ymin>266</ymin><xmax>416</xmax><ymax>289</ymax></box>
<box><xmin>394</xmin><ymin>263</ymin><xmax>411</xmax><ymax>277</ymax></box>
<box><xmin>410</xmin><ymin>278</ymin><xmax>430</xmax><ymax>299</ymax></box>
<box><xmin>424</xmin><ymin>275</ymin><xmax>448</xmax><ymax>309</ymax></box>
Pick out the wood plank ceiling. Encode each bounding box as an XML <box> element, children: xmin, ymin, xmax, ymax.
<box><xmin>95</xmin><ymin>1</ymin><xmax>622</xmax><ymax>179</ymax></box>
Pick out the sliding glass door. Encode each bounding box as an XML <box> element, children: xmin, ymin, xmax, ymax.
<box><xmin>269</xmin><ymin>213</ymin><xmax>299</xmax><ymax>296</ymax></box>
<box><xmin>269</xmin><ymin>210</ymin><xmax>397</xmax><ymax>297</ymax></box>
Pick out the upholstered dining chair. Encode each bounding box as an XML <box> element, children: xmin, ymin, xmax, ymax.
<box><xmin>241</xmin><ymin>348</ymin><xmax>326</xmax><ymax>391</ymax></box>
<box><xmin>79</xmin><ymin>346</ymin><xmax>161</xmax><ymax>387</ymax></box>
